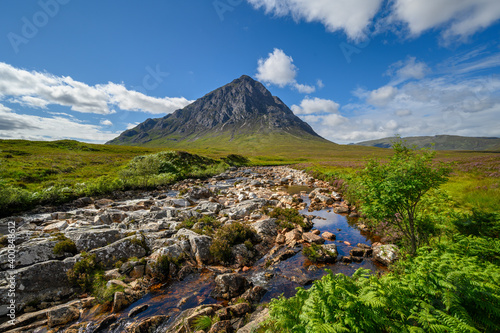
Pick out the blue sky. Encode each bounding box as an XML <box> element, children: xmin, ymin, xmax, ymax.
<box><xmin>0</xmin><ymin>0</ymin><xmax>499</xmax><ymax>144</ymax></box>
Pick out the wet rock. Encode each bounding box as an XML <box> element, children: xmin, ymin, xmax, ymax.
<box><xmin>275</xmin><ymin>233</ymin><xmax>286</xmax><ymax>244</ymax></box>
<box><xmin>212</xmin><ymin>273</ymin><xmax>252</xmax><ymax>299</ymax></box>
<box><xmin>321</xmin><ymin>231</ymin><xmax>336</xmax><ymax>241</ymax></box>
<box><xmin>232</xmin><ymin>244</ymin><xmax>254</xmax><ymax>267</ymax></box>
<box><xmin>240</xmin><ymin>285</ymin><xmax>267</xmax><ymax>304</ymax></box>
<box><xmin>311</xmin><ymin>229</ymin><xmax>320</xmax><ymax>235</ymax></box>
<box><xmin>349</xmin><ymin>247</ymin><xmax>365</xmax><ymax>257</ymax></box>
<box><xmin>373</xmin><ymin>244</ymin><xmax>399</xmax><ymax>266</ymax></box>
<box><xmin>333</xmin><ymin>206</ymin><xmax>349</xmax><ymax>214</ymax></box>
<box><xmin>128</xmin><ymin>304</ymin><xmax>149</xmax><ymax>318</ymax></box>
<box><xmin>237</xmin><ymin>308</ymin><xmax>269</xmax><ymax>333</ymax></box>
<box><xmin>93</xmin><ymin>314</ymin><xmax>119</xmax><ymax>332</ymax></box>
<box><xmin>340</xmin><ymin>256</ymin><xmax>352</xmax><ymax>263</ymax></box>
<box><xmin>126</xmin><ymin>315</ymin><xmax>169</xmax><ymax>333</ymax></box>
<box><xmin>316</xmin><ymin>194</ymin><xmax>333</xmax><ymax>205</ymax></box>
<box><xmin>302</xmin><ymin>232</ymin><xmax>325</xmax><ymax>244</ymax></box>
<box><xmin>208</xmin><ymin>320</ymin><xmax>233</xmax><ymax>333</ymax></box>
<box><xmin>47</xmin><ymin>303</ymin><xmax>80</xmax><ymax>328</ymax></box>
<box><xmin>112</xmin><ymin>291</ymin><xmax>133</xmax><ymax>313</ymax></box>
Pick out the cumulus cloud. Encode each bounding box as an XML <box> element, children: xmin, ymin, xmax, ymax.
<box><xmin>390</xmin><ymin>0</ymin><xmax>500</xmax><ymax>39</ymax></box>
<box><xmin>291</xmin><ymin>97</ymin><xmax>340</xmax><ymax>115</ymax></box>
<box><xmin>387</xmin><ymin>57</ymin><xmax>430</xmax><ymax>84</ymax></box>
<box><xmin>367</xmin><ymin>85</ymin><xmax>398</xmax><ymax>106</ymax></box>
<box><xmin>100</xmin><ymin>119</ymin><xmax>113</xmax><ymax>126</ymax></box>
<box><xmin>247</xmin><ymin>0</ymin><xmax>383</xmax><ymax>40</ymax></box>
<box><xmin>0</xmin><ymin>108</ymin><xmax>118</xmax><ymax>143</ymax></box>
<box><xmin>0</xmin><ymin>62</ymin><xmax>193</xmax><ymax>115</ymax></box>
<box><xmin>256</xmin><ymin>48</ymin><xmax>316</xmax><ymax>93</ymax></box>
<box><xmin>247</xmin><ymin>0</ymin><xmax>500</xmax><ymax>41</ymax></box>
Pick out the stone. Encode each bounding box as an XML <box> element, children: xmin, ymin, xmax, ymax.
<box><xmin>43</xmin><ymin>220</ymin><xmax>68</xmax><ymax>232</ymax></box>
<box><xmin>240</xmin><ymin>285</ymin><xmax>267</xmax><ymax>304</ymax></box>
<box><xmin>66</xmin><ymin>228</ymin><xmax>122</xmax><ymax>252</ymax></box>
<box><xmin>89</xmin><ymin>236</ymin><xmax>147</xmax><ymax>269</ymax></box>
<box><xmin>236</xmin><ymin>308</ymin><xmax>269</xmax><ymax>333</ymax></box>
<box><xmin>208</xmin><ymin>320</ymin><xmax>233</xmax><ymax>333</ymax></box>
<box><xmin>302</xmin><ymin>232</ymin><xmax>325</xmax><ymax>244</ymax></box>
<box><xmin>333</xmin><ymin>206</ymin><xmax>349</xmax><ymax>214</ymax></box>
<box><xmin>175</xmin><ymin>229</ymin><xmax>212</xmax><ymax>264</ymax></box>
<box><xmin>275</xmin><ymin>233</ymin><xmax>286</xmax><ymax>244</ymax></box>
<box><xmin>129</xmin><ymin>265</ymin><xmax>145</xmax><ymax>279</ymax></box>
<box><xmin>0</xmin><ymin>238</ymin><xmax>58</xmax><ymax>269</ymax></box>
<box><xmin>373</xmin><ymin>244</ymin><xmax>399</xmax><ymax>266</ymax></box>
<box><xmin>212</xmin><ymin>273</ymin><xmax>252</xmax><ymax>299</ymax></box>
<box><xmin>128</xmin><ymin>304</ymin><xmax>149</xmax><ymax>318</ymax></box>
<box><xmin>106</xmin><ymin>279</ymin><xmax>128</xmax><ymax>289</ymax></box>
<box><xmin>321</xmin><ymin>231</ymin><xmax>336</xmax><ymax>241</ymax></box>
<box><xmin>196</xmin><ymin>201</ymin><xmax>222</xmax><ymax>214</ymax></box>
<box><xmin>311</xmin><ymin>229</ymin><xmax>320</xmax><ymax>235</ymax></box>
<box><xmin>316</xmin><ymin>194</ymin><xmax>333</xmax><ymax>205</ymax></box>
<box><xmin>112</xmin><ymin>291</ymin><xmax>132</xmax><ymax>313</ymax></box>
<box><xmin>232</xmin><ymin>244</ymin><xmax>254</xmax><ymax>267</ymax></box>
<box><xmin>349</xmin><ymin>247</ymin><xmax>365</xmax><ymax>257</ymax></box>
<box><xmin>47</xmin><ymin>303</ymin><xmax>80</xmax><ymax>327</ymax></box>
<box><xmin>285</xmin><ymin>229</ymin><xmax>302</xmax><ymax>243</ymax></box>
<box><xmin>251</xmin><ymin>218</ymin><xmax>277</xmax><ymax>240</ymax></box>
<box><xmin>126</xmin><ymin>315</ymin><xmax>169</xmax><ymax>333</ymax></box>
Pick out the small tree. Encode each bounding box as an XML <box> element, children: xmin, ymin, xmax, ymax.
<box><xmin>358</xmin><ymin>141</ymin><xmax>450</xmax><ymax>254</ymax></box>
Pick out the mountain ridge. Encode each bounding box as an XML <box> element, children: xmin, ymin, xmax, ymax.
<box><xmin>107</xmin><ymin>75</ymin><xmax>327</xmax><ymax>148</ymax></box>
<box><xmin>354</xmin><ymin>135</ymin><xmax>500</xmax><ymax>151</ymax></box>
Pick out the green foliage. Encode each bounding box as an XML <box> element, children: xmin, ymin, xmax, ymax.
<box><xmin>302</xmin><ymin>244</ymin><xmax>321</xmax><ymax>263</ymax></box>
<box><xmin>53</xmin><ymin>236</ymin><xmax>78</xmax><ymax>255</ymax></box>
<box><xmin>209</xmin><ymin>222</ymin><xmax>258</xmax><ymax>264</ymax></box>
<box><xmin>264</xmin><ymin>236</ymin><xmax>500</xmax><ymax>332</ymax></box>
<box><xmin>268</xmin><ymin>207</ymin><xmax>308</xmax><ymax>230</ymax></box>
<box><xmin>130</xmin><ymin>233</ymin><xmax>151</xmax><ymax>255</ymax></box>
<box><xmin>192</xmin><ymin>315</ymin><xmax>214</xmax><ymax>331</ymax></box>
<box><xmin>66</xmin><ymin>252</ymin><xmax>101</xmax><ymax>292</ymax></box>
<box><xmin>453</xmin><ymin>208</ymin><xmax>500</xmax><ymax>238</ymax></box>
<box><xmin>92</xmin><ymin>273</ymin><xmax>124</xmax><ymax>304</ymax></box>
<box><xmin>357</xmin><ymin>140</ymin><xmax>451</xmax><ymax>254</ymax></box>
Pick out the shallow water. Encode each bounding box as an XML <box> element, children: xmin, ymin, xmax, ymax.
<box><xmin>85</xmin><ymin>185</ymin><xmax>385</xmax><ymax>329</ymax></box>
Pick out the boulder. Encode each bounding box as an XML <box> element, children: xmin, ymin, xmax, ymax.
<box><xmin>65</xmin><ymin>228</ymin><xmax>122</xmax><ymax>252</ymax></box>
<box><xmin>321</xmin><ymin>231</ymin><xmax>336</xmax><ymax>240</ymax></box>
<box><xmin>43</xmin><ymin>220</ymin><xmax>68</xmax><ymax>232</ymax></box>
<box><xmin>285</xmin><ymin>229</ymin><xmax>302</xmax><ymax>243</ymax></box>
<box><xmin>240</xmin><ymin>285</ymin><xmax>267</xmax><ymax>304</ymax></box>
<box><xmin>47</xmin><ymin>303</ymin><xmax>80</xmax><ymax>327</ymax></box>
<box><xmin>175</xmin><ymin>229</ymin><xmax>212</xmax><ymax>264</ymax></box>
<box><xmin>316</xmin><ymin>194</ymin><xmax>333</xmax><ymax>205</ymax></box>
<box><xmin>221</xmin><ymin>199</ymin><xmax>268</xmax><ymax>220</ymax></box>
<box><xmin>302</xmin><ymin>232</ymin><xmax>325</xmax><ymax>244</ymax></box>
<box><xmin>212</xmin><ymin>273</ymin><xmax>252</xmax><ymax>299</ymax></box>
<box><xmin>196</xmin><ymin>201</ymin><xmax>222</xmax><ymax>214</ymax></box>
<box><xmin>208</xmin><ymin>320</ymin><xmax>233</xmax><ymax>333</ymax></box>
<box><xmin>89</xmin><ymin>236</ymin><xmax>147</xmax><ymax>269</ymax></box>
<box><xmin>372</xmin><ymin>244</ymin><xmax>398</xmax><ymax>266</ymax></box>
<box><xmin>250</xmin><ymin>218</ymin><xmax>277</xmax><ymax>240</ymax></box>
<box><xmin>0</xmin><ymin>238</ymin><xmax>58</xmax><ymax>269</ymax></box>
<box><xmin>126</xmin><ymin>315</ymin><xmax>169</xmax><ymax>333</ymax></box>
<box><xmin>333</xmin><ymin>206</ymin><xmax>349</xmax><ymax>214</ymax></box>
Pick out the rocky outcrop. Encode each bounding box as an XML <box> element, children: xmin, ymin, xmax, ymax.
<box><xmin>212</xmin><ymin>273</ymin><xmax>252</xmax><ymax>299</ymax></box>
<box><xmin>373</xmin><ymin>244</ymin><xmax>399</xmax><ymax>265</ymax></box>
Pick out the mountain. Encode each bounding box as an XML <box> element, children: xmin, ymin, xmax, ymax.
<box><xmin>354</xmin><ymin>135</ymin><xmax>500</xmax><ymax>151</ymax></box>
<box><xmin>107</xmin><ymin>75</ymin><xmax>330</xmax><ymax>152</ymax></box>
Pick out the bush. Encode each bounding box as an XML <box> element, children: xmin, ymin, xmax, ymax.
<box><xmin>67</xmin><ymin>253</ymin><xmax>101</xmax><ymax>292</ymax></box>
<box><xmin>268</xmin><ymin>207</ymin><xmax>308</xmax><ymax>229</ymax></box>
<box><xmin>453</xmin><ymin>208</ymin><xmax>500</xmax><ymax>238</ymax></box>
<box><xmin>264</xmin><ymin>236</ymin><xmax>500</xmax><ymax>333</ymax></box>
<box><xmin>210</xmin><ymin>222</ymin><xmax>258</xmax><ymax>264</ymax></box>
<box><xmin>53</xmin><ymin>237</ymin><xmax>78</xmax><ymax>255</ymax></box>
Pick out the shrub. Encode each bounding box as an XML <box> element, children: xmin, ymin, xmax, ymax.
<box><xmin>268</xmin><ymin>207</ymin><xmax>308</xmax><ymax>229</ymax></box>
<box><xmin>453</xmin><ymin>208</ymin><xmax>500</xmax><ymax>238</ymax></box>
<box><xmin>53</xmin><ymin>238</ymin><xmax>78</xmax><ymax>255</ymax></box>
<box><xmin>67</xmin><ymin>253</ymin><xmax>101</xmax><ymax>292</ymax></box>
<box><xmin>210</xmin><ymin>222</ymin><xmax>258</xmax><ymax>264</ymax></box>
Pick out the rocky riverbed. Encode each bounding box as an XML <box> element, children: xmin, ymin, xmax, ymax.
<box><xmin>0</xmin><ymin>166</ymin><xmax>398</xmax><ymax>333</ymax></box>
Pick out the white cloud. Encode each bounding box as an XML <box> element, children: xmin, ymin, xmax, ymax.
<box><xmin>247</xmin><ymin>0</ymin><xmax>383</xmax><ymax>40</ymax></box>
<box><xmin>367</xmin><ymin>85</ymin><xmax>398</xmax><ymax>106</ymax></box>
<box><xmin>0</xmin><ymin>103</ymin><xmax>12</xmax><ymax>112</ymax></box>
<box><xmin>291</xmin><ymin>97</ymin><xmax>340</xmax><ymax>115</ymax></box>
<box><xmin>293</xmin><ymin>83</ymin><xmax>316</xmax><ymax>94</ymax></box>
<box><xmin>395</xmin><ymin>109</ymin><xmax>412</xmax><ymax>117</ymax></box>
<box><xmin>255</xmin><ymin>48</ymin><xmax>315</xmax><ymax>93</ymax></box>
<box><xmin>126</xmin><ymin>122</ymin><xmax>140</xmax><ymax>130</ymax></box>
<box><xmin>316</xmin><ymin>79</ymin><xmax>324</xmax><ymax>89</ymax></box>
<box><xmin>0</xmin><ymin>108</ymin><xmax>119</xmax><ymax>143</ymax></box>
<box><xmin>0</xmin><ymin>62</ymin><xmax>193</xmax><ymax>115</ymax></box>
<box><xmin>387</xmin><ymin>57</ymin><xmax>430</xmax><ymax>84</ymax></box>
<box><xmin>390</xmin><ymin>0</ymin><xmax>500</xmax><ymax>39</ymax></box>
<box><xmin>256</xmin><ymin>49</ymin><xmax>297</xmax><ymax>87</ymax></box>
<box><xmin>100</xmin><ymin>119</ymin><xmax>113</xmax><ymax>126</ymax></box>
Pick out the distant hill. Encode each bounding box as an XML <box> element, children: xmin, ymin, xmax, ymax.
<box><xmin>107</xmin><ymin>75</ymin><xmax>332</xmax><ymax>153</ymax></box>
<box><xmin>354</xmin><ymin>135</ymin><xmax>500</xmax><ymax>151</ymax></box>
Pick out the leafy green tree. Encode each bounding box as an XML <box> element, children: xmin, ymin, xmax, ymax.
<box><xmin>358</xmin><ymin>141</ymin><xmax>450</xmax><ymax>254</ymax></box>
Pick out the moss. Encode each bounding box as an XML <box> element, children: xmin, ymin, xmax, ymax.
<box><xmin>268</xmin><ymin>207</ymin><xmax>307</xmax><ymax>229</ymax></box>
<box><xmin>209</xmin><ymin>222</ymin><xmax>258</xmax><ymax>264</ymax></box>
<box><xmin>67</xmin><ymin>252</ymin><xmax>101</xmax><ymax>292</ymax></box>
<box><xmin>52</xmin><ymin>234</ymin><xmax>78</xmax><ymax>255</ymax></box>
